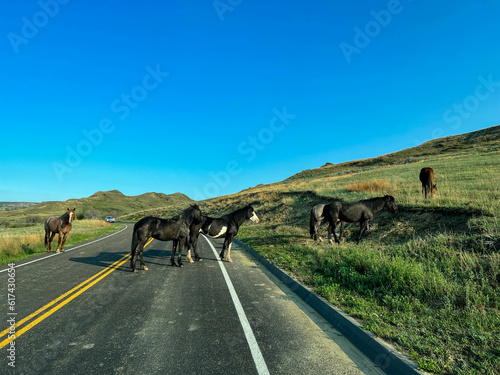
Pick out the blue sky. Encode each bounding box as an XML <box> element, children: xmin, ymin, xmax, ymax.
<box><xmin>1</xmin><ymin>1</ymin><xmax>499</xmax><ymax>202</ymax></box>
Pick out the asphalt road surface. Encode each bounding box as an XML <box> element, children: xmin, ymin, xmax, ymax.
<box><xmin>0</xmin><ymin>224</ymin><xmax>385</xmax><ymax>375</ymax></box>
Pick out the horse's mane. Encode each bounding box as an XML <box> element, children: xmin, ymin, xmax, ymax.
<box><xmin>59</xmin><ymin>211</ymin><xmax>71</xmax><ymax>227</ymax></box>
<box><xmin>358</xmin><ymin>196</ymin><xmax>392</xmax><ymax>211</ymax></box>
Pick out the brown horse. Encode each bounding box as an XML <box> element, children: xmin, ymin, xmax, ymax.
<box><xmin>419</xmin><ymin>167</ymin><xmax>437</xmax><ymax>198</ymax></box>
<box><xmin>44</xmin><ymin>208</ymin><xmax>75</xmax><ymax>253</ymax></box>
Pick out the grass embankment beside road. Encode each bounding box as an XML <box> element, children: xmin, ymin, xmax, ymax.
<box><xmin>200</xmin><ymin>149</ymin><xmax>499</xmax><ymax>374</ymax></box>
<box><xmin>0</xmin><ymin>220</ymin><xmax>121</xmax><ymax>265</ymax></box>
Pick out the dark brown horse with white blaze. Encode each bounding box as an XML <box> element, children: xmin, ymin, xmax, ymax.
<box><xmin>419</xmin><ymin>167</ymin><xmax>437</xmax><ymax>198</ymax></box>
<box><xmin>130</xmin><ymin>204</ymin><xmax>203</xmax><ymax>272</ymax></box>
<box><xmin>200</xmin><ymin>205</ymin><xmax>259</xmax><ymax>262</ymax></box>
<box><xmin>44</xmin><ymin>208</ymin><xmax>75</xmax><ymax>253</ymax></box>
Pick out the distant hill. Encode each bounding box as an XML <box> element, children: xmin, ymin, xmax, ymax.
<box><xmin>0</xmin><ymin>202</ymin><xmax>38</xmax><ymax>212</ymax></box>
<box><xmin>0</xmin><ymin>190</ymin><xmax>193</xmax><ymax>222</ymax></box>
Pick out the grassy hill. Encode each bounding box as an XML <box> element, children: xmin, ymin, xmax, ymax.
<box><xmin>0</xmin><ymin>202</ymin><xmax>37</xmax><ymax>212</ymax></box>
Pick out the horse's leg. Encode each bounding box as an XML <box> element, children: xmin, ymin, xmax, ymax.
<box><xmin>356</xmin><ymin>221</ymin><xmax>368</xmax><ymax>244</ymax></box>
<box><xmin>177</xmin><ymin>238</ymin><xmax>185</xmax><ymax>267</ymax></box>
<box><xmin>226</xmin><ymin>240</ymin><xmax>233</xmax><ymax>263</ymax></box>
<box><xmin>55</xmin><ymin>232</ymin><xmax>62</xmax><ymax>253</ymax></box>
<box><xmin>60</xmin><ymin>232</ymin><xmax>68</xmax><ymax>252</ymax></box>
<box><xmin>47</xmin><ymin>231</ymin><xmax>55</xmax><ymax>252</ymax></box>
<box><xmin>328</xmin><ymin>220</ymin><xmax>340</xmax><ymax>245</ymax></box>
<box><xmin>131</xmin><ymin>244</ymin><xmax>143</xmax><ymax>272</ymax></box>
<box><xmin>220</xmin><ymin>237</ymin><xmax>231</xmax><ymax>260</ymax></box>
<box><xmin>139</xmin><ymin>243</ymin><xmax>148</xmax><ymax>270</ymax></box>
<box><xmin>185</xmin><ymin>238</ymin><xmax>194</xmax><ymax>263</ymax></box>
<box><xmin>171</xmin><ymin>240</ymin><xmax>178</xmax><ymax>267</ymax></box>
<box><xmin>338</xmin><ymin>221</ymin><xmax>345</xmax><ymax>241</ymax></box>
<box><xmin>45</xmin><ymin>229</ymin><xmax>50</xmax><ymax>251</ymax></box>
<box><xmin>130</xmin><ymin>245</ymin><xmax>137</xmax><ymax>272</ymax></box>
<box><xmin>130</xmin><ymin>239</ymin><xmax>148</xmax><ymax>272</ymax></box>
<box><xmin>193</xmin><ymin>236</ymin><xmax>202</xmax><ymax>261</ymax></box>
<box><xmin>315</xmin><ymin>220</ymin><xmax>323</xmax><ymax>242</ymax></box>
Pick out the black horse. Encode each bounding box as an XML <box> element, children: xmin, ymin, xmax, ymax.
<box><xmin>325</xmin><ymin>195</ymin><xmax>398</xmax><ymax>244</ymax></box>
<box><xmin>200</xmin><ymin>205</ymin><xmax>259</xmax><ymax>262</ymax></box>
<box><xmin>130</xmin><ymin>204</ymin><xmax>202</xmax><ymax>272</ymax></box>
<box><xmin>309</xmin><ymin>203</ymin><xmax>341</xmax><ymax>242</ymax></box>
<box><xmin>172</xmin><ymin>212</ymin><xmax>206</xmax><ymax>263</ymax></box>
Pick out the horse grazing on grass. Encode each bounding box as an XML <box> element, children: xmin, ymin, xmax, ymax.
<box><xmin>310</xmin><ymin>203</ymin><xmax>341</xmax><ymax>242</ymax></box>
<box><xmin>130</xmin><ymin>204</ymin><xmax>202</xmax><ymax>272</ymax></box>
<box><xmin>44</xmin><ymin>208</ymin><xmax>75</xmax><ymax>253</ymax></box>
<box><xmin>419</xmin><ymin>167</ymin><xmax>437</xmax><ymax>198</ymax></box>
<box><xmin>200</xmin><ymin>205</ymin><xmax>259</xmax><ymax>262</ymax></box>
<box><xmin>325</xmin><ymin>195</ymin><xmax>398</xmax><ymax>244</ymax></box>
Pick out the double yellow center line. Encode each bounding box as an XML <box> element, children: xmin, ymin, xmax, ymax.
<box><xmin>0</xmin><ymin>238</ymin><xmax>154</xmax><ymax>349</ymax></box>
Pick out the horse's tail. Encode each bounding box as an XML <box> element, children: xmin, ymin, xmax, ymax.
<box><xmin>44</xmin><ymin>221</ymin><xmax>49</xmax><ymax>247</ymax></box>
<box><xmin>309</xmin><ymin>208</ymin><xmax>316</xmax><ymax>238</ymax></box>
<box><xmin>131</xmin><ymin>226</ymin><xmax>139</xmax><ymax>256</ymax></box>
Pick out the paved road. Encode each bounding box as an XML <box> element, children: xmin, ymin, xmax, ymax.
<box><xmin>0</xmin><ymin>224</ymin><xmax>385</xmax><ymax>375</ymax></box>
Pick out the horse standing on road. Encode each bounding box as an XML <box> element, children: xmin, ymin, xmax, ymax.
<box><xmin>325</xmin><ymin>195</ymin><xmax>398</xmax><ymax>244</ymax></box>
<box><xmin>130</xmin><ymin>204</ymin><xmax>203</xmax><ymax>272</ymax></box>
<box><xmin>200</xmin><ymin>205</ymin><xmax>259</xmax><ymax>262</ymax></box>
<box><xmin>44</xmin><ymin>208</ymin><xmax>75</xmax><ymax>253</ymax></box>
<box><xmin>173</xmin><ymin>212</ymin><xmax>206</xmax><ymax>263</ymax></box>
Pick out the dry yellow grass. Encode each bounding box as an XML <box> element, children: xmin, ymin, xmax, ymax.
<box><xmin>0</xmin><ymin>220</ymin><xmax>113</xmax><ymax>261</ymax></box>
<box><xmin>0</xmin><ymin>233</ymin><xmax>44</xmax><ymax>258</ymax></box>
<box><xmin>346</xmin><ymin>180</ymin><xmax>390</xmax><ymax>193</ymax></box>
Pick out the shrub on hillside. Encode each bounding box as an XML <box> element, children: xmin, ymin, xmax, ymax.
<box><xmin>346</xmin><ymin>180</ymin><xmax>390</xmax><ymax>193</ymax></box>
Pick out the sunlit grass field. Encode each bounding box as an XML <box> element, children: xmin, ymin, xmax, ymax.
<box><xmin>0</xmin><ymin>220</ymin><xmax>120</xmax><ymax>264</ymax></box>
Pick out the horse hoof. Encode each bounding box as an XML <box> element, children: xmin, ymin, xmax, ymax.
<box><xmin>227</xmin><ymin>259</ymin><xmax>233</xmax><ymax>263</ymax></box>
<box><xmin>56</xmin><ymin>250</ymin><xmax>60</xmax><ymax>253</ymax></box>
<box><xmin>179</xmin><ymin>264</ymin><xmax>184</xmax><ymax>268</ymax></box>
<box><xmin>141</xmin><ymin>266</ymin><xmax>148</xmax><ymax>271</ymax></box>
<box><xmin>197</xmin><ymin>258</ymin><xmax>203</xmax><ymax>262</ymax></box>
<box><xmin>188</xmin><ymin>259</ymin><xmax>194</xmax><ymax>263</ymax></box>
<box><xmin>132</xmin><ymin>269</ymin><xmax>138</xmax><ymax>273</ymax></box>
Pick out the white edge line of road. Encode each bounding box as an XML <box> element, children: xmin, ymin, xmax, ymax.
<box><xmin>0</xmin><ymin>224</ymin><xmax>129</xmax><ymax>273</ymax></box>
<box><xmin>201</xmin><ymin>234</ymin><xmax>270</xmax><ymax>375</ymax></box>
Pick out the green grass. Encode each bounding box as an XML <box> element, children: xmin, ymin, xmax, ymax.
<box><xmin>0</xmin><ymin>220</ymin><xmax>121</xmax><ymax>265</ymax></box>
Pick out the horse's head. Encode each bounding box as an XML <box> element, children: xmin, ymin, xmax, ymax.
<box><xmin>432</xmin><ymin>184</ymin><xmax>437</xmax><ymax>196</ymax></box>
<box><xmin>190</xmin><ymin>204</ymin><xmax>203</xmax><ymax>222</ymax></box>
<box><xmin>246</xmin><ymin>206</ymin><xmax>260</xmax><ymax>223</ymax></box>
<box><xmin>383</xmin><ymin>196</ymin><xmax>398</xmax><ymax>214</ymax></box>
<box><xmin>67</xmin><ymin>208</ymin><xmax>76</xmax><ymax>223</ymax></box>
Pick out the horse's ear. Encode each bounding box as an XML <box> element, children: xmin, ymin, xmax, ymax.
<box><xmin>73</xmin><ymin>207</ymin><xmax>76</xmax><ymax>211</ymax></box>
